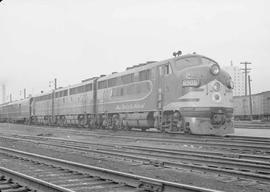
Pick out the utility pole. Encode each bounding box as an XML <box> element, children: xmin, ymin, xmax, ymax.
<box><xmin>49</xmin><ymin>78</ymin><xmax>57</xmax><ymax>125</ymax></box>
<box><xmin>248</xmin><ymin>75</ymin><xmax>253</xmax><ymax>121</ymax></box>
<box><xmin>54</xmin><ymin>78</ymin><xmax>57</xmax><ymax>90</ymax></box>
<box><xmin>240</xmin><ymin>62</ymin><xmax>251</xmax><ymax>96</ymax></box>
<box><xmin>24</xmin><ymin>89</ymin><xmax>26</xmax><ymax>99</ymax></box>
<box><xmin>2</xmin><ymin>84</ymin><xmax>6</xmax><ymax>104</ymax></box>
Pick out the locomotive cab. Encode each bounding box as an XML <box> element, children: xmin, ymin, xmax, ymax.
<box><xmin>161</xmin><ymin>54</ymin><xmax>234</xmax><ymax>135</ymax></box>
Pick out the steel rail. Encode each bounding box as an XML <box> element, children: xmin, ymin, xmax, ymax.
<box><xmin>226</xmin><ymin>135</ymin><xmax>270</xmax><ymax>142</ymax></box>
<box><xmin>0</xmin><ymin>146</ymin><xmax>224</xmax><ymax>192</ymax></box>
<box><xmin>22</xmin><ymin>124</ymin><xmax>270</xmax><ymax>148</ymax></box>
<box><xmin>3</xmin><ymin>134</ymin><xmax>270</xmax><ymax>162</ymax></box>
<box><xmin>2</xmin><ymin>123</ymin><xmax>270</xmax><ymax>144</ymax></box>
<box><xmin>11</xmin><ymin>133</ymin><xmax>270</xmax><ymax>155</ymax></box>
<box><xmin>1</xmin><ymin>135</ymin><xmax>270</xmax><ymax>183</ymax></box>
<box><xmin>0</xmin><ymin>167</ymin><xmax>73</xmax><ymax>192</ymax></box>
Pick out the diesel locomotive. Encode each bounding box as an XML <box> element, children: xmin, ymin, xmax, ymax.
<box><xmin>0</xmin><ymin>53</ymin><xmax>234</xmax><ymax>135</ymax></box>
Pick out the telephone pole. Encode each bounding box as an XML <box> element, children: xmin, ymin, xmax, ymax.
<box><xmin>54</xmin><ymin>78</ymin><xmax>57</xmax><ymax>90</ymax></box>
<box><xmin>49</xmin><ymin>78</ymin><xmax>57</xmax><ymax>125</ymax></box>
<box><xmin>2</xmin><ymin>84</ymin><xmax>6</xmax><ymax>104</ymax></box>
<box><xmin>24</xmin><ymin>89</ymin><xmax>26</xmax><ymax>99</ymax></box>
<box><xmin>248</xmin><ymin>75</ymin><xmax>253</xmax><ymax>121</ymax></box>
<box><xmin>240</xmin><ymin>62</ymin><xmax>251</xmax><ymax>96</ymax></box>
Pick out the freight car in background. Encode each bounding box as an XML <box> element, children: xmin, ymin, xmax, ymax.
<box><xmin>233</xmin><ymin>91</ymin><xmax>270</xmax><ymax>121</ymax></box>
<box><xmin>0</xmin><ymin>53</ymin><xmax>235</xmax><ymax>135</ymax></box>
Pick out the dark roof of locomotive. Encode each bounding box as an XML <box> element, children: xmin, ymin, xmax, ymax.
<box><xmin>97</xmin><ymin>53</ymin><xmax>206</xmax><ymax>81</ymax></box>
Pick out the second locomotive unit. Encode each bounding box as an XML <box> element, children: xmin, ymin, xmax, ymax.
<box><xmin>0</xmin><ymin>53</ymin><xmax>234</xmax><ymax>135</ymax></box>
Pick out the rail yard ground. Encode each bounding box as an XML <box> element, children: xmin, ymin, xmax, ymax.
<box><xmin>233</xmin><ymin>128</ymin><xmax>270</xmax><ymax>137</ymax></box>
<box><xmin>0</xmin><ymin>123</ymin><xmax>269</xmax><ymax>192</ymax></box>
<box><xmin>233</xmin><ymin>121</ymin><xmax>270</xmax><ymax>137</ymax></box>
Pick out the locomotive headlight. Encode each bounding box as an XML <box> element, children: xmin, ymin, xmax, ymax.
<box><xmin>212</xmin><ymin>92</ymin><xmax>222</xmax><ymax>103</ymax></box>
<box><xmin>210</xmin><ymin>64</ymin><xmax>220</xmax><ymax>75</ymax></box>
<box><xmin>227</xmin><ymin>80</ymin><xmax>234</xmax><ymax>89</ymax></box>
<box><xmin>212</xmin><ymin>82</ymin><xmax>221</xmax><ymax>92</ymax></box>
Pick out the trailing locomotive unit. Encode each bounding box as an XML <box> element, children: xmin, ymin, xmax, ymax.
<box><xmin>0</xmin><ymin>98</ymin><xmax>31</xmax><ymax>123</ymax></box>
<box><xmin>0</xmin><ymin>53</ymin><xmax>234</xmax><ymax>135</ymax></box>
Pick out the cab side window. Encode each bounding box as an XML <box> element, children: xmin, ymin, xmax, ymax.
<box><xmin>164</xmin><ymin>63</ymin><xmax>172</xmax><ymax>75</ymax></box>
<box><xmin>139</xmin><ymin>69</ymin><xmax>150</xmax><ymax>81</ymax></box>
<box><xmin>159</xmin><ymin>63</ymin><xmax>172</xmax><ymax>75</ymax></box>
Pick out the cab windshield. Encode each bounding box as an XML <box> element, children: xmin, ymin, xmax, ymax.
<box><xmin>175</xmin><ymin>56</ymin><xmax>217</xmax><ymax>71</ymax></box>
<box><xmin>201</xmin><ymin>57</ymin><xmax>218</xmax><ymax>66</ymax></box>
<box><xmin>175</xmin><ymin>56</ymin><xmax>201</xmax><ymax>71</ymax></box>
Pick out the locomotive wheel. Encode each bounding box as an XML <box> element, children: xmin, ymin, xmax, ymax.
<box><xmin>59</xmin><ymin>119</ymin><xmax>63</xmax><ymax>127</ymax></box>
<box><xmin>62</xmin><ymin>118</ymin><xmax>67</xmax><ymax>127</ymax></box>
<box><xmin>160</xmin><ymin>125</ymin><xmax>166</xmax><ymax>133</ymax></box>
<box><xmin>112</xmin><ymin>114</ymin><xmax>120</xmax><ymax>130</ymax></box>
<box><xmin>184</xmin><ymin>126</ymin><xmax>191</xmax><ymax>134</ymax></box>
<box><xmin>78</xmin><ymin>115</ymin><xmax>87</xmax><ymax>128</ymax></box>
<box><xmin>89</xmin><ymin>119</ymin><xmax>96</xmax><ymax>129</ymax></box>
<box><xmin>102</xmin><ymin>119</ymin><xmax>107</xmax><ymax>129</ymax></box>
<box><xmin>125</xmin><ymin>123</ymin><xmax>131</xmax><ymax>131</ymax></box>
<box><xmin>83</xmin><ymin>122</ymin><xmax>89</xmax><ymax>128</ymax></box>
<box><xmin>122</xmin><ymin>119</ymin><xmax>130</xmax><ymax>130</ymax></box>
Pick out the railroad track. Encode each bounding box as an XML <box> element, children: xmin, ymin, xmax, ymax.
<box><xmin>32</xmin><ymin>124</ymin><xmax>270</xmax><ymax>143</ymax></box>
<box><xmin>2</xmin><ymin>122</ymin><xmax>270</xmax><ymax>141</ymax></box>
<box><xmin>86</xmin><ymin>134</ymin><xmax>270</xmax><ymax>155</ymax></box>
<box><xmin>1</xmin><ymin>135</ymin><xmax>270</xmax><ymax>186</ymax></box>
<box><xmin>0</xmin><ymin>146</ymin><xmax>223</xmax><ymax>192</ymax></box>
<box><xmin>234</xmin><ymin>122</ymin><xmax>270</xmax><ymax>129</ymax></box>
<box><xmin>10</xmin><ymin>131</ymin><xmax>270</xmax><ymax>156</ymax></box>
<box><xmin>1</xmin><ymin>123</ymin><xmax>270</xmax><ymax>155</ymax></box>
<box><xmin>5</xmin><ymin>134</ymin><xmax>270</xmax><ymax>162</ymax></box>
<box><xmin>0</xmin><ymin>167</ymin><xmax>73</xmax><ymax>192</ymax></box>
<box><xmin>2</xmin><ymin>123</ymin><xmax>270</xmax><ymax>145</ymax></box>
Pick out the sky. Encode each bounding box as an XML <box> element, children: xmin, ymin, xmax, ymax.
<box><xmin>0</xmin><ymin>0</ymin><xmax>270</xmax><ymax>102</ymax></box>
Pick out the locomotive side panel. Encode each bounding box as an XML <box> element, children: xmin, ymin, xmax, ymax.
<box><xmin>96</xmin><ymin>80</ymin><xmax>154</xmax><ymax>113</ymax></box>
<box><xmin>95</xmin><ymin>69</ymin><xmax>158</xmax><ymax>129</ymax></box>
<box><xmin>96</xmin><ymin>69</ymin><xmax>156</xmax><ymax>113</ymax></box>
<box><xmin>19</xmin><ymin>99</ymin><xmax>31</xmax><ymax>122</ymax></box>
<box><xmin>0</xmin><ymin>104</ymin><xmax>8</xmax><ymax>121</ymax></box>
<box><xmin>32</xmin><ymin>94</ymin><xmax>52</xmax><ymax>124</ymax></box>
<box><xmin>54</xmin><ymin>89</ymin><xmax>68</xmax><ymax>115</ymax></box>
<box><xmin>32</xmin><ymin>80</ymin><xmax>96</xmax><ymax>126</ymax></box>
<box><xmin>66</xmin><ymin>82</ymin><xmax>94</xmax><ymax>115</ymax></box>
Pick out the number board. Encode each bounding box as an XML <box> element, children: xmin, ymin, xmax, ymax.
<box><xmin>182</xmin><ymin>79</ymin><xmax>200</xmax><ymax>87</ymax></box>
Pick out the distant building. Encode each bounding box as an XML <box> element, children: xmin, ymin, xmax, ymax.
<box><xmin>1</xmin><ymin>84</ymin><xmax>6</xmax><ymax>104</ymax></box>
<box><xmin>224</xmin><ymin>63</ymin><xmax>245</xmax><ymax>96</ymax></box>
